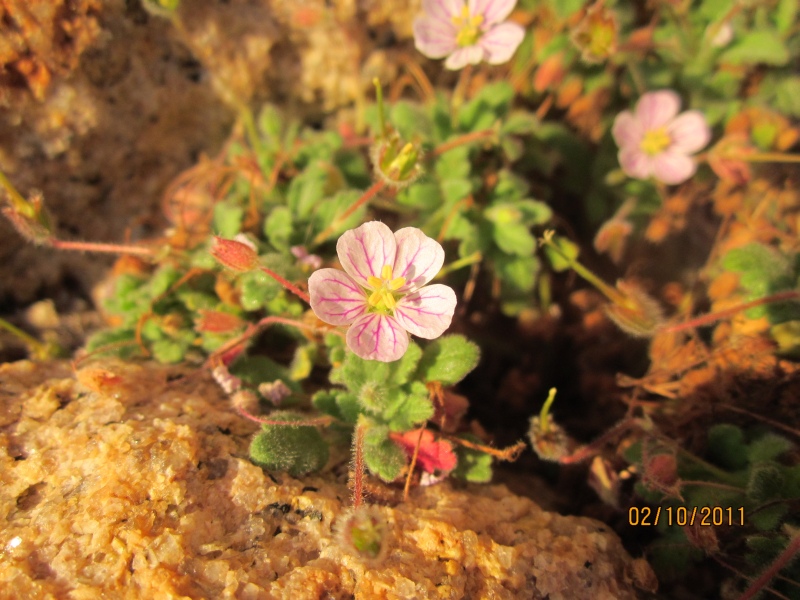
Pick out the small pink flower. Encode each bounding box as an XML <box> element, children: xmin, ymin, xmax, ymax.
<box><xmin>413</xmin><ymin>0</ymin><xmax>525</xmax><ymax>70</ymax></box>
<box><xmin>308</xmin><ymin>221</ymin><xmax>457</xmax><ymax>362</ymax></box>
<box><xmin>612</xmin><ymin>90</ymin><xmax>711</xmax><ymax>185</ymax></box>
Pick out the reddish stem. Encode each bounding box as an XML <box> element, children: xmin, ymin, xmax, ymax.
<box><xmin>352</xmin><ymin>423</ymin><xmax>366</xmax><ymax>509</ymax></box>
<box><xmin>259</xmin><ymin>266</ymin><xmax>311</xmax><ymax>304</ymax></box>
<box><xmin>49</xmin><ymin>238</ymin><xmax>154</xmax><ymax>257</ymax></box>
<box><xmin>312</xmin><ymin>180</ymin><xmax>386</xmax><ymax>245</ymax></box>
<box><xmin>557</xmin><ymin>419</ymin><xmax>641</xmax><ymax>465</ymax></box>
<box><xmin>662</xmin><ymin>290</ymin><xmax>800</xmax><ymax>334</ymax></box>
<box><xmin>433</xmin><ymin>129</ymin><xmax>495</xmax><ymax>156</ymax></box>
<box><xmin>736</xmin><ymin>533</ymin><xmax>800</xmax><ymax>600</ymax></box>
<box><xmin>235</xmin><ymin>406</ymin><xmax>332</xmax><ymax>427</ymax></box>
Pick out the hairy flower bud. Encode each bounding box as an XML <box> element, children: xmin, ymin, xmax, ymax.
<box><xmin>211</xmin><ymin>235</ymin><xmax>259</xmax><ymax>272</ymax></box>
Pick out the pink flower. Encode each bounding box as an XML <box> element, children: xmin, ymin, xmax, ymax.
<box><xmin>308</xmin><ymin>222</ymin><xmax>457</xmax><ymax>362</ymax></box>
<box><xmin>413</xmin><ymin>0</ymin><xmax>525</xmax><ymax>70</ymax></box>
<box><xmin>612</xmin><ymin>90</ymin><xmax>711</xmax><ymax>185</ymax></box>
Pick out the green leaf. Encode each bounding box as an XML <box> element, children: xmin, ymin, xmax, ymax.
<box><xmin>330</xmin><ymin>342</ymin><xmax>422</xmax><ymax>392</ymax></box>
<box><xmin>774</xmin><ymin>77</ymin><xmax>800</xmax><ymax>118</ymax></box>
<box><xmin>363</xmin><ymin>425</ymin><xmax>406</xmax><ymax>482</ymax></box>
<box><xmin>213</xmin><ymin>201</ymin><xmax>244</xmax><ymax>238</ymax></box>
<box><xmin>775</xmin><ymin>0</ymin><xmax>798</xmax><ymax>33</ymax></box>
<box><xmin>435</xmin><ymin>146</ymin><xmax>472</xmax><ymax>180</ymax></box>
<box><xmin>84</xmin><ymin>328</ymin><xmax>139</xmax><ymax>358</ymax></box>
<box><xmin>416</xmin><ymin>335</ymin><xmax>480</xmax><ymax>385</ymax></box>
<box><xmin>492</xmin><ymin>221</ymin><xmax>536</xmax><ymax>256</ymax></box>
<box><xmin>517</xmin><ymin>200</ymin><xmax>553</xmax><ymax>226</ymax></box>
<box><xmin>286</xmin><ymin>162</ymin><xmax>329</xmax><ymax>220</ymax></box>
<box><xmin>495</xmin><ymin>255</ymin><xmax>539</xmax><ymax>293</ymax></box>
<box><xmin>310</xmin><ymin>189</ymin><xmax>367</xmax><ymax>239</ymax></box>
<box><xmin>264</xmin><ymin>206</ymin><xmax>293</xmax><ymax>252</ymax></box>
<box><xmin>746</xmin><ymin>463</ymin><xmax>786</xmax><ymax>503</ymax></box>
<box><xmin>398</xmin><ymin>181</ymin><xmax>442</xmax><ymax>209</ymax></box>
<box><xmin>238</xmin><ymin>270</ymin><xmax>280</xmax><ymax>311</ymax></box>
<box><xmin>748</xmin><ymin>504</ymin><xmax>788</xmax><ymax>532</ymax></box>
<box><xmin>391</xmin><ymin>101</ymin><xmax>433</xmax><ymax>140</ymax></box>
<box><xmin>232</xmin><ymin>355</ymin><xmax>299</xmax><ymax>392</ymax></box>
<box><xmin>148</xmin><ymin>266</ymin><xmax>182</xmax><ymax>299</ymax></box>
<box><xmin>249</xmin><ymin>412</ymin><xmax>329</xmax><ymax>477</ymax></box>
<box><xmin>748</xmin><ymin>433</ymin><xmax>793</xmax><ymax>463</ymax></box>
<box><xmin>543</xmin><ymin>236</ymin><xmax>580</xmax><ymax>272</ymax></box>
<box><xmin>452</xmin><ymin>437</ymin><xmax>493</xmax><ymax>483</ymax></box>
<box><xmin>151</xmin><ymin>338</ymin><xmax>186</xmax><ymax>364</ymax></box>
<box><xmin>385</xmin><ymin>381</ymin><xmax>434</xmax><ymax>431</ymax></box>
<box><xmin>440</xmin><ymin>178</ymin><xmax>473</xmax><ymax>204</ymax></box>
<box><xmin>707</xmin><ymin>424</ymin><xmax>748</xmax><ymax>470</ymax></box>
<box><xmin>501</xmin><ymin>111</ymin><xmax>539</xmax><ymax>136</ymax></box>
<box><xmin>720</xmin><ymin>30</ymin><xmax>789</xmax><ymax>66</ymax></box>
<box><xmin>289</xmin><ymin>344</ymin><xmax>315</xmax><ymax>381</ymax></box>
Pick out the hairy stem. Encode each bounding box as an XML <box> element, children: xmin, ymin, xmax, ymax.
<box><xmin>312</xmin><ymin>180</ymin><xmax>386</xmax><ymax>245</ymax></box>
<box><xmin>259</xmin><ymin>266</ymin><xmax>311</xmax><ymax>304</ymax></box>
<box><xmin>433</xmin><ymin>129</ymin><xmax>495</xmax><ymax>156</ymax></box>
<box><xmin>736</xmin><ymin>533</ymin><xmax>800</xmax><ymax>600</ymax></box>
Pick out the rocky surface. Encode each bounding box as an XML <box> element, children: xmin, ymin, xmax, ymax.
<box><xmin>0</xmin><ymin>359</ymin><xmax>654</xmax><ymax>599</ymax></box>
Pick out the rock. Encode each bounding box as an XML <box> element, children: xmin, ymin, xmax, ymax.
<box><xmin>0</xmin><ymin>359</ymin><xmax>653</xmax><ymax>599</ymax></box>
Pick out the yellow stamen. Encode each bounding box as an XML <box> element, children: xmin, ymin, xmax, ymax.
<box><xmin>640</xmin><ymin>127</ymin><xmax>672</xmax><ymax>156</ymax></box>
<box><xmin>452</xmin><ymin>5</ymin><xmax>484</xmax><ymax>47</ymax></box>
<box><xmin>365</xmin><ymin>264</ymin><xmax>407</xmax><ymax>315</ymax></box>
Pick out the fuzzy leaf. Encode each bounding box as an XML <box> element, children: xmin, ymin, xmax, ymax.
<box><xmin>385</xmin><ymin>382</ymin><xmax>434</xmax><ymax>432</ymax></box>
<box><xmin>330</xmin><ymin>342</ymin><xmax>422</xmax><ymax>392</ymax></box>
<box><xmin>264</xmin><ymin>206</ymin><xmax>293</xmax><ymax>252</ymax></box>
<box><xmin>748</xmin><ymin>433</ymin><xmax>793</xmax><ymax>463</ymax></box>
<box><xmin>398</xmin><ymin>181</ymin><xmax>442</xmax><ymax>209</ymax></box>
<box><xmin>310</xmin><ymin>190</ymin><xmax>367</xmax><ymax>239</ymax></box>
<box><xmin>748</xmin><ymin>504</ymin><xmax>788</xmax><ymax>532</ymax></box>
<box><xmin>775</xmin><ymin>77</ymin><xmax>800</xmax><ymax>118</ymax></box>
<box><xmin>495</xmin><ymin>255</ymin><xmax>539</xmax><ymax>293</ymax></box>
<box><xmin>232</xmin><ymin>355</ymin><xmax>300</xmax><ymax>393</ymax></box>
<box><xmin>543</xmin><ymin>236</ymin><xmax>580</xmax><ymax>272</ymax></box>
<box><xmin>363</xmin><ymin>425</ymin><xmax>406</xmax><ymax>482</ymax></box>
<box><xmin>416</xmin><ymin>335</ymin><xmax>480</xmax><ymax>385</ymax></box>
<box><xmin>707</xmin><ymin>424</ymin><xmax>748</xmax><ymax>470</ymax></box>
<box><xmin>249</xmin><ymin>413</ymin><xmax>328</xmax><ymax>477</ymax></box>
<box><xmin>213</xmin><ymin>202</ymin><xmax>244</xmax><ymax>238</ymax></box>
<box><xmin>501</xmin><ymin>111</ymin><xmax>539</xmax><ymax>136</ymax></box>
<box><xmin>287</xmin><ymin>162</ymin><xmax>328</xmax><ymax>220</ymax></box>
<box><xmin>746</xmin><ymin>463</ymin><xmax>786</xmax><ymax>503</ymax></box>
<box><xmin>289</xmin><ymin>344</ymin><xmax>315</xmax><ymax>381</ymax></box>
<box><xmin>491</xmin><ymin>221</ymin><xmax>536</xmax><ymax>257</ymax></box>
<box><xmin>151</xmin><ymin>338</ymin><xmax>186</xmax><ymax>364</ymax></box>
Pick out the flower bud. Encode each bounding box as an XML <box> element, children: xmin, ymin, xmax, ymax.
<box><xmin>211</xmin><ymin>235</ymin><xmax>259</xmax><ymax>272</ymax></box>
<box><xmin>371</xmin><ymin>135</ymin><xmax>424</xmax><ymax>188</ymax></box>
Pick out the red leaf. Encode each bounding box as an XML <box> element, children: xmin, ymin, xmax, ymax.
<box><xmin>390</xmin><ymin>429</ymin><xmax>457</xmax><ymax>474</ymax></box>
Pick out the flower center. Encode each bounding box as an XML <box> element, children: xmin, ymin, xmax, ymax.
<box><xmin>366</xmin><ymin>265</ymin><xmax>406</xmax><ymax>315</ymax></box>
<box><xmin>640</xmin><ymin>127</ymin><xmax>672</xmax><ymax>156</ymax></box>
<box><xmin>452</xmin><ymin>6</ymin><xmax>484</xmax><ymax>47</ymax></box>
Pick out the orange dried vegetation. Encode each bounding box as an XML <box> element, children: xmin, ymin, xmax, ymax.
<box><xmin>0</xmin><ymin>0</ymin><xmax>103</xmax><ymax>102</ymax></box>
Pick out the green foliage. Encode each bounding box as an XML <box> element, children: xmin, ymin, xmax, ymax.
<box><xmin>249</xmin><ymin>412</ymin><xmax>329</xmax><ymax>477</ymax></box>
<box><xmin>362</xmin><ymin>424</ymin><xmax>406</xmax><ymax>482</ymax></box>
<box><xmin>416</xmin><ymin>335</ymin><xmax>480</xmax><ymax>386</ymax></box>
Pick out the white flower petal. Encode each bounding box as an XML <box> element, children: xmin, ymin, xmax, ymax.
<box><xmin>337</xmin><ymin>221</ymin><xmax>397</xmax><ymax>287</ymax></box>
<box><xmin>392</xmin><ymin>227</ymin><xmax>445</xmax><ymax>292</ymax></box>
<box><xmin>469</xmin><ymin>0</ymin><xmax>517</xmax><ymax>25</ymax></box>
<box><xmin>308</xmin><ymin>268</ymin><xmax>366</xmax><ymax>327</ymax></box>
<box><xmin>423</xmin><ymin>0</ymin><xmax>463</xmax><ymax>23</ymax></box>
<box><xmin>635</xmin><ymin>90</ymin><xmax>681</xmax><ymax>130</ymax></box>
<box><xmin>668</xmin><ymin>110</ymin><xmax>711</xmax><ymax>154</ymax></box>
<box><xmin>414</xmin><ymin>17</ymin><xmax>458</xmax><ymax>59</ymax></box>
<box><xmin>619</xmin><ymin>147</ymin><xmax>654</xmax><ymax>180</ymax></box>
<box><xmin>444</xmin><ymin>44</ymin><xmax>485</xmax><ymax>69</ymax></box>
<box><xmin>346</xmin><ymin>313</ymin><xmax>409</xmax><ymax>362</ymax></box>
<box><xmin>479</xmin><ymin>22</ymin><xmax>525</xmax><ymax>65</ymax></box>
<box><xmin>612</xmin><ymin>111</ymin><xmax>644</xmax><ymax>150</ymax></box>
<box><xmin>653</xmin><ymin>151</ymin><xmax>696</xmax><ymax>185</ymax></box>
<box><xmin>394</xmin><ymin>284</ymin><xmax>457</xmax><ymax>339</ymax></box>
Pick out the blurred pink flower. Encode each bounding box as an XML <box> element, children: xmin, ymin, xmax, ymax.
<box><xmin>413</xmin><ymin>0</ymin><xmax>525</xmax><ymax>70</ymax></box>
<box><xmin>308</xmin><ymin>222</ymin><xmax>457</xmax><ymax>362</ymax></box>
<box><xmin>612</xmin><ymin>90</ymin><xmax>711</xmax><ymax>185</ymax></box>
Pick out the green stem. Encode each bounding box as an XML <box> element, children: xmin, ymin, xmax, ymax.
<box><xmin>0</xmin><ymin>318</ymin><xmax>50</xmax><ymax>359</ymax></box>
<box><xmin>540</xmin><ymin>234</ymin><xmax>629</xmax><ymax>306</ymax></box>
<box><xmin>435</xmin><ymin>252</ymin><xmax>482</xmax><ymax>279</ymax></box>
<box><xmin>0</xmin><ymin>170</ymin><xmax>31</xmax><ymax>215</ymax></box>
<box><xmin>373</xmin><ymin>78</ymin><xmax>388</xmax><ymax>139</ymax></box>
<box><xmin>539</xmin><ymin>388</ymin><xmax>558</xmax><ymax>434</ymax></box>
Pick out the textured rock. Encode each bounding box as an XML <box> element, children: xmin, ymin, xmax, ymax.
<box><xmin>0</xmin><ymin>359</ymin><xmax>652</xmax><ymax>599</ymax></box>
